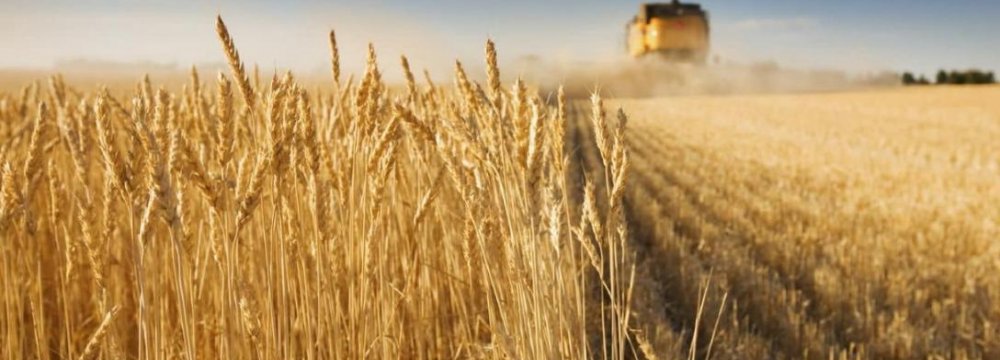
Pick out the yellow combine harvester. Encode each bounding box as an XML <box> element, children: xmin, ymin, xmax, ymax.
<box><xmin>627</xmin><ymin>1</ymin><xmax>710</xmax><ymax>63</ymax></box>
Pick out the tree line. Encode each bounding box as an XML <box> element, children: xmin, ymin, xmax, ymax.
<box><xmin>902</xmin><ymin>69</ymin><xmax>996</xmax><ymax>85</ymax></box>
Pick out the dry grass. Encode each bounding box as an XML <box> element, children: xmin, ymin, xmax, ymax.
<box><xmin>0</xmin><ymin>16</ymin><xmax>636</xmax><ymax>359</ymax></box>
<box><xmin>594</xmin><ymin>86</ymin><xmax>1000</xmax><ymax>359</ymax></box>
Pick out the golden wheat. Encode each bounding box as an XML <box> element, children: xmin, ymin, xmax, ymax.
<box><xmin>0</xmin><ymin>16</ymin><xmax>634</xmax><ymax>360</ymax></box>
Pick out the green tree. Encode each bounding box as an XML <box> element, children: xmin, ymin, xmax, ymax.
<box><xmin>949</xmin><ymin>71</ymin><xmax>967</xmax><ymax>85</ymax></box>
<box><xmin>936</xmin><ymin>70</ymin><xmax>949</xmax><ymax>84</ymax></box>
<box><xmin>968</xmin><ymin>70</ymin><xmax>986</xmax><ymax>84</ymax></box>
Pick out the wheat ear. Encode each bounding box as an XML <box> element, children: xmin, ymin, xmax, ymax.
<box><xmin>215</xmin><ymin>15</ymin><xmax>256</xmax><ymax>108</ymax></box>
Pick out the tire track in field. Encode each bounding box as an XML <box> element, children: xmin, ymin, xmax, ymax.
<box><xmin>625</xmin><ymin>128</ymin><xmax>863</xmax><ymax>339</ymax></box>
<box><xmin>625</xmin><ymin>131</ymin><xmax>838</xmax><ymax>358</ymax></box>
<box><xmin>625</xmin><ymin>121</ymin><xmax>927</xmax><ymax>356</ymax></box>
<box><xmin>614</xmin><ymin>106</ymin><xmax>900</xmax><ymax>358</ymax></box>
<box><xmin>566</xmin><ymin>102</ymin><xmax>690</xmax><ymax>359</ymax></box>
<box><xmin>567</xmin><ymin>99</ymin><xmax>879</xmax><ymax>359</ymax></box>
<box><xmin>568</xmin><ymin>102</ymin><xmax>779</xmax><ymax>359</ymax></box>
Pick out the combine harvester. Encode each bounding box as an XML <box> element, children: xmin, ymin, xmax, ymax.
<box><xmin>627</xmin><ymin>1</ymin><xmax>710</xmax><ymax>63</ymax></box>
<box><xmin>612</xmin><ymin>2</ymin><xmax>860</xmax><ymax>96</ymax></box>
<box><xmin>566</xmin><ymin>1</ymin><xmax>713</xmax><ymax>97</ymax></box>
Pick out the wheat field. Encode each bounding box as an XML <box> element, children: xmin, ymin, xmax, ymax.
<box><xmin>2</xmin><ymin>14</ymin><xmax>999</xmax><ymax>360</ymax></box>
<box><xmin>581</xmin><ymin>86</ymin><xmax>999</xmax><ymax>359</ymax></box>
<box><xmin>0</xmin><ymin>17</ymin><xmax>637</xmax><ymax>359</ymax></box>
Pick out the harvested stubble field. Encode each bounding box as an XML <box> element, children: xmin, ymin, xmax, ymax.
<box><xmin>574</xmin><ymin>86</ymin><xmax>999</xmax><ymax>359</ymax></box>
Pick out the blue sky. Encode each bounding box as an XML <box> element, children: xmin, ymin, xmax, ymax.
<box><xmin>1</xmin><ymin>0</ymin><xmax>997</xmax><ymax>76</ymax></box>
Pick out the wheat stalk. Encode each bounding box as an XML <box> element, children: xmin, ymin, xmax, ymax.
<box><xmin>76</xmin><ymin>307</ymin><xmax>120</xmax><ymax>360</ymax></box>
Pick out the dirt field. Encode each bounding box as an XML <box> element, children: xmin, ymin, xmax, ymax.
<box><xmin>568</xmin><ymin>86</ymin><xmax>1000</xmax><ymax>359</ymax></box>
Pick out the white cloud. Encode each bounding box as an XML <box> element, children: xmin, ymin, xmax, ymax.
<box><xmin>728</xmin><ymin>17</ymin><xmax>819</xmax><ymax>31</ymax></box>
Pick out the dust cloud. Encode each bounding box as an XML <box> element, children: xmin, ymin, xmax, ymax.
<box><xmin>513</xmin><ymin>57</ymin><xmax>900</xmax><ymax>99</ymax></box>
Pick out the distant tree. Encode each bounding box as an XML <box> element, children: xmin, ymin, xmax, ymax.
<box><xmin>931</xmin><ymin>69</ymin><xmax>995</xmax><ymax>85</ymax></box>
<box><xmin>901</xmin><ymin>72</ymin><xmax>916</xmax><ymax>85</ymax></box>
<box><xmin>936</xmin><ymin>70</ymin><xmax>949</xmax><ymax>84</ymax></box>
<box><xmin>916</xmin><ymin>75</ymin><xmax>930</xmax><ymax>85</ymax></box>
<box><xmin>949</xmin><ymin>71</ymin><xmax>967</xmax><ymax>85</ymax></box>
<box><xmin>968</xmin><ymin>70</ymin><xmax>985</xmax><ymax>84</ymax></box>
<box><xmin>967</xmin><ymin>70</ymin><xmax>995</xmax><ymax>84</ymax></box>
